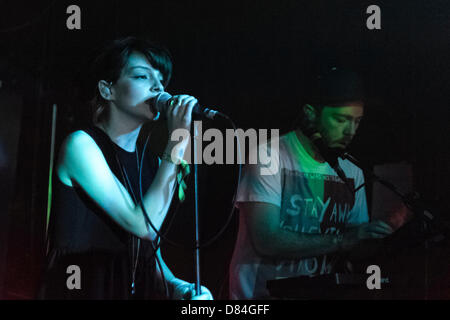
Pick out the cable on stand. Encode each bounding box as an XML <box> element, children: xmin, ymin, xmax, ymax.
<box><xmin>343</xmin><ymin>152</ymin><xmax>447</xmax><ymax>298</ymax></box>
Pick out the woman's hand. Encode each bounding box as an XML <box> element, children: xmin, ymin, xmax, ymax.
<box><xmin>164</xmin><ymin>94</ymin><xmax>197</xmax><ymax>160</ymax></box>
<box><xmin>166</xmin><ymin>94</ymin><xmax>197</xmax><ymax>133</ymax></box>
<box><xmin>171</xmin><ymin>278</ymin><xmax>213</xmax><ymax>300</ymax></box>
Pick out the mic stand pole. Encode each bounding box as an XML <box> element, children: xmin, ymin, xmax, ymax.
<box><xmin>343</xmin><ymin>153</ymin><xmax>447</xmax><ymax>299</ymax></box>
<box><xmin>343</xmin><ymin>153</ymin><xmax>439</xmax><ymax>229</ymax></box>
<box><xmin>192</xmin><ymin>121</ymin><xmax>202</xmax><ymax>295</ymax></box>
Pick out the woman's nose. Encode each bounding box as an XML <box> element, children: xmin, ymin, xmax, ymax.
<box><xmin>151</xmin><ymin>82</ymin><xmax>164</xmax><ymax>93</ymax></box>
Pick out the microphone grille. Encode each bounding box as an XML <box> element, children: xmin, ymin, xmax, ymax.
<box><xmin>155</xmin><ymin>92</ymin><xmax>172</xmax><ymax>105</ymax></box>
<box><xmin>150</xmin><ymin>92</ymin><xmax>172</xmax><ymax>113</ymax></box>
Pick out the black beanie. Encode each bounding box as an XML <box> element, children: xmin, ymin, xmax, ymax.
<box><xmin>306</xmin><ymin>67</ymin><xmax>365</xmax><ymax>106</ymax></box>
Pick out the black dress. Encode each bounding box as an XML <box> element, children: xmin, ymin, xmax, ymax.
<box><xmin>38</xmin><ymin>126</ymin><xmax>164</xmax><ymax>299</ymax></box>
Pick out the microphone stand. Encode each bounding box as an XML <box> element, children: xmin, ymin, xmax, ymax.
<box><xmin>343</xmin><ymin>152</ymin><xmax>447</xmax><ymax>298</ymax></box>
<box><xmin>311</xmin><ymin>135</ymin><xmax>445</xmax><ymax>242</ymax></box>
<box><xmin>192</xmin><ymin>121</ymin><xmax>202</xmax><ymax>296</ymax></box>
<box><xmin>342</xmin><ymin>153</ymin><xmax>439</xmax><ymax>228</ymax></box>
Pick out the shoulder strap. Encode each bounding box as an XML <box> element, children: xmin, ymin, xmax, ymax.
<box><xmin>81</xmin><ymin>126</ymin><xmax>125</xmax><ymax>185</ymax></box>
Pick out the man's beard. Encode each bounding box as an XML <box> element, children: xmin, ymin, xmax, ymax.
<box><xmin>310</xmin><ymin>132</ymin><xmax>346</xmax><ymax>167</ymax></box>
<box><xmin>320</xmin><ymin>133</ymin><xmax>348</xmax><ymax>153</ymax></box>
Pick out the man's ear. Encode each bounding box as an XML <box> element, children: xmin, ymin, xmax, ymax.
<box><xmin>98</xmin><ymin>80</ymin><xmax>113</xmax><ymax>101</ymax></box>
<box><xmin>303</xmin><ymin>104</ymin><xmax>317</xmax><ymax>122</ymax></box>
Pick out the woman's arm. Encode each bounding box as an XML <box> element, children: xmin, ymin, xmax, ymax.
<box><xmin>57</xmin><ymin>130</ymin><xmax>180</xmax><ymax>240</ymax></box>
<box><xmin>58</xmin><ymin>95</ymin><xmax>197</xmax><ymax>241</ymax></box>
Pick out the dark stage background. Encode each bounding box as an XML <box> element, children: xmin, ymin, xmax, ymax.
<box><xmin>0</xmin><ymin>0</ymin><xmax>449</xmax><ymax>299</ymax></box>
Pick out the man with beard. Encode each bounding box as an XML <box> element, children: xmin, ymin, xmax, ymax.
<box><xmin>229</xmin><ymin>67</ymin><xmax>393</xmax><ymax>299</ymax></box>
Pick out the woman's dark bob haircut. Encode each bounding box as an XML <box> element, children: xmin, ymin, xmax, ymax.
<box><xmin>88</xmin><ymin>36</ymin><xmax>173</xmax><ymax>123</ymax></box>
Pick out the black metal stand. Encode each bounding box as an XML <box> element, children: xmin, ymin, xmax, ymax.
<box><xmin>343</xmin><ymin>152</ymin><xmax>447</xmax><ymax>299</ymax></box>
<box><xmin>343</xmin><ymin>152</ymin><xmax>441</xmax><ymax>231</ymax></box>
<box><xmin>193</xmin><ymin>121</ymin><xmax>202</xmax><ymax>295</ymax></box>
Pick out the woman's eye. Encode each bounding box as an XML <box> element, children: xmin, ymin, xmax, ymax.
<box><xmin>134</xmin><ymin>75</ymin><xmax>148</xmax><ymax>79</ymax></box>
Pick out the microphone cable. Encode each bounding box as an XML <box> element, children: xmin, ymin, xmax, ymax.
<box><xmin>133</xmin><ymin>114</ymin><xmax>242</xmax><ymax>298</ymax></box>
<box><xmin>137</xmin><ymin>114</ymin><xmax>243</xmax><ymax>253</ymax></box>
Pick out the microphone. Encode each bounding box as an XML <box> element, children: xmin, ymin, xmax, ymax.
<box><xmin>149</xmin><ymin>92</ymin><xmax>224</xmax><ymax>120</ymax></box>
<box><xmin>309</xmin><ymin>132</ymin><xmax>341</xmax><ymax>168</ymax></box>
<box><xmin>310</xmin><ymin>132</ymin><xmax>354</xmax><ymax>193</ymax></box>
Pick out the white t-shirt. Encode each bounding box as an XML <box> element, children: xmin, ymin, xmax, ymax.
<box><xmin>229</xmin><ymin>131</ymin><xmax>369</xmax><ymax>299</ymax></box>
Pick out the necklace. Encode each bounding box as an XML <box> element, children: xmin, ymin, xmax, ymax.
<box><xmin>99</xmin><ymin>121</ymin><xmax>142</xmax><ymax>295</ymax></box>
<box><xmin>122</xmin><ymin>147</ymin><xmax>141</xmax><ymax>296</ymax></box>
<box><xmin>112</xmin><ymin>141</ymin><xmax>141</xmax><ymax>296</ymax></box>
<box><xmin>130</xmin><ymin>146</ymin><xmax>140</xmax><ymax>296</ymax></box>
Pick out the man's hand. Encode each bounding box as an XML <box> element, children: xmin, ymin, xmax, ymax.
<box><xmin>171</xmin><ymin>278</ymin><xmax>214</xmax><ymax>300</ymax></box>
<box><xmin>352</xmin><ymin>220</ymin><xmax>394</xmax><ymax>240</ymax></box>
<box><xmin>342</xmin><ymin>220</ymin><xmax>394</xmax><ymax>251</ymax></box>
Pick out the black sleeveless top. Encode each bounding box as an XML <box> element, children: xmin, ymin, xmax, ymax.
<box><xmin>39</xmin><ymin>126</ymin><xmax>163</xmax><ymax>299</ymax></box>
